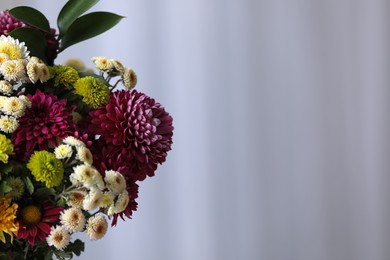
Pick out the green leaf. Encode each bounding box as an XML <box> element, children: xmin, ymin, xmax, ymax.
<box><xmin>9</xmin><ymin>6</ymin><xmax>51</xmax><ymax>33</ymax></box>
<box><xmin>24</xmin><ymin>176</ymin><xmax>34</xmax><ymax>195</ymax></box>
<box><xmin>66</xmin><ymin>239</ymin><xmax>85</xmax><ymax>257</ymax></box>
<box><xmin>33</xmin><ymin>187</ymin><xmax>56</xmax><ymax>200</ymax></box>
<box><xmin>57</xmin><ymin>0</ymin><xmax>100</xmax><ymax>37</ymax></box>
<box><xmin>59</xmin><ymin>12</ymin><xmax>124</xmax><ymax>51</ymax></box>
<box><xmin>9</xmin><ymin>28</ymin><xmax>47</xmax><ymax>61</ymax></box>
<box><xmin>0</xmin><ymin>181</ymin><xmax>12</xmax><ymax>196</ymax></box>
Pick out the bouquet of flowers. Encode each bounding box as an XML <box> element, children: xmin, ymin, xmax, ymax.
<box><xmin>0</xmin><ymin>0</ymin><xmax>174</xmax><ymax>259</ymax></box>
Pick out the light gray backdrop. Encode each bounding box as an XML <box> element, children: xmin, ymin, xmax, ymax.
<box><xmin>1</xmin><ymin>0</ymin><xmax>389</xmax><ymax>259</ymax></box>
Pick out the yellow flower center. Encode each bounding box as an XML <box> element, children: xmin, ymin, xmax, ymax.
<box><xmin>21</xmin><ymin>205</ymin><xmax>42</xmax><ymax>225</ymax></box>
<box><xmin>0</xmin><ymin>42</ymin><xmax>23</xmax><ymax>60</ymax></box>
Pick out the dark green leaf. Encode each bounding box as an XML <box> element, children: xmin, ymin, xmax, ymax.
<box><xmin>24</xmin><ymin>176</ymin><xmax>34</xmax><ymax>194</ymax></box>
<box><xmin>57</xmin><ymin>0</ymin><xmax>100</xmax><ymax>37</ymax></box>
<box><xmin>9</xmin><ymin>6</ymin><xmax>51</xmax><ymax>33</ymax></box>
<box><xmin>66</xmin><ymin>239</ymin><xmax>85</xmax><ymax>257</ymax></box>
<box><xmin>33</xmin><ymin>187</ymin><xmax>56</xmax><ymax>200</ymax></box>
<box><xmin>9</xmin><ymin>28</ymin><xmax>47</xmax><ymax>61</ymax></box>
<box><xmin>59</xmin><ymin>12</ymin><xmax>124</xmax><ymax>51</ymax></box>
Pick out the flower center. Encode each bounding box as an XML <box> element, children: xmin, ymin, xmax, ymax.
<box><xmin>21</xmin><ymin>205</ymin><xmax>42</xmax><ymax>225</ymax></box>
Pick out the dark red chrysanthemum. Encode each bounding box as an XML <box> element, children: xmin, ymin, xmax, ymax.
<box><xmin>89</xmin><ymin>90</ymin><xmax>173</xmax><ymax>181</ymax></box>
<box><xmin>12</xmin><ymin>90</ymin><xmax>75</xmax><ymax>157</ymax></box>
<box><xmin>0</xmin><ymin>10</ymin><xmax>26</xmax><ymax>35</ymax></box>
<box><xmin>17</xmin><ymin>201</ymin><xmax>63</xmax><ymax>246</ymax></box>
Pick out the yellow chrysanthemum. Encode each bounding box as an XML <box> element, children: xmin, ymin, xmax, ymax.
<box><xmin>64</xmin><ymin>58</ymin><xmax>86</xmax><ymax>72</ymax></box>
<box><xmin>0</xmin><ymin>196</ymin><xmax>18</xmax><ymax>243</ymax></box>
<box><xmin>0</xmin><ymin>35</ymin><xmax>29</xmax><ymax>60</ymax></box>
<box><xmin>1</xmin><ymin>59</ymin><xmax>26</xmax><ymax>81</ymax></box>
<box><xmin>49</xmin><ymin>65</ymin><xmax>80</xmax><ymax>88</ymax></box>
<box><xmin>0</xmin><ymin>133</ymin><xmax>13</xmax><ymax>163</ymax></box>
<box><xmin>74</xmin><ymin>76</ymin><xmax>109</xmax><ymax>108</ymax></box>
<box><xmin>27</xmin><ymin>150</ymin><xmax>64</xmax><ymax>188</ymax></box>
<box><xmin>91</xmin><ymin>56</ymin><xmax>113</xmax><ymax>71</ymax></box>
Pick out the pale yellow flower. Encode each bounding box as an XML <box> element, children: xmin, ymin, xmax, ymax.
<box><xmin>85</xmin><ymin>215</ymin><xmax>108</xmax><ymax>241</ymax></box>
<box><xmin>104</xmin><ymin>170</ymin><xmax>126</xmax><ymax>195</ymax></box>
<box><xmin>91</xmin><ymin>56</ymin><xmax>113</xmax><ymax>71</ymax></box>
<box><xmin>83</xmin><ymin>188</ymin><xmax>103</xmax><ymax>211</ymax></box>
<box><xmin>76</xmin><ymin>146</ymin><xmax>93</xmax><ymax>165</ymax></box>
<box><xmin>2</xmin><ymin>96</ymin><xmax>26</xmax><ymax>117</ymax></box>
<box><xmin>66</xmin><ymin>191</ymin><xmax>86</xmax><ymax>209</ymax></box>
<box><xmin>47</xmin><ymin>226</ymin><xmax>70</xmax><ymax>250</ymax></box>
<box><xmin>26</xmin><ymin>60</ymin><xmax>40</xmax><ymax>83</ymax></box>
<box><xmin>100</xmin><ymin>191</ymin><xmax>115</xmax><ymax>209</ymax></box>
<box><xmin>63</xmin><ymin>136</ymin><xmax>86</xmax><ymax>147</ymax></box>
<box><xmin>0</xmin><ymin>80</ymin><xmax>13</xmax><ymax>95</ymax></box>
<box><xmin>1</xmin><ymin>59</ymin><xmax>26</xmax><ymax>81</ymax></box>
<box><xmin>0</xmin><ymin>53</ymin><xmax>9</xmax><ymax>65</ymax></box>
<box><xmin>112</xmin><ymin>190</ymin><xmax>129</xmax><ymax>214</ymax></box>
<box><xmin>54</xmin><ymin>144</ymin><xmax>73</xmax><ymax>159</ymax></box>
<box><xmin>38</xmin><ymin>63</ymin><xmax>50</xmax><ymax>82</ymax></box>
<box><xmin>60</xmin><ymin>207</ymin><xmax>86</xmax><ymax>233</ymax></box>
<box><xmin>0</xmin><ymin>196</ymin><xmax>18</xmax><ymax>243</ymax></box>
<box><xmin>0</xmin><ymin>35</ymin><xmax>29</xmax><ymax>60</ymax></box>
<box><xmin>65</xmin><ymin>58</ymin><xmax>86</xmax><ymax>72</ymax></box>
<box><xmin>0</xmin><ymin>115</ymin><xmax>18</xmax><ymax>133</ymax></box>
<box><xmin>122</xmin><ymin>67</ymin><xmax>137</xmax><ymax>90</ymax></box>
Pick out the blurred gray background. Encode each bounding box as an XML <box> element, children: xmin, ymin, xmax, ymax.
<box><xmin>2</xmin><ymin>0</ymin><xmax>390</xmax><ymax>259</ymax></box>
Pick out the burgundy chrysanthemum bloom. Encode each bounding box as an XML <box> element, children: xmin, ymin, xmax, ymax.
<box><xmin>17</xmin><ymin>201</ymin><xmax>63</xmax><ymax>246</ymax></box>
<box><xmin>12</xmin><ymin>90</ymin><xmax>76</xmax><ymax>157</ymax></box>
<box><xmin>89</xmin><ymin>90</ymin><xmax>173</xmax><ymax>181</ymax></box>
<box><xmin>0</xmin><ymin>10</ymin><xmax>26</xmax><ymax>35</ymax></box>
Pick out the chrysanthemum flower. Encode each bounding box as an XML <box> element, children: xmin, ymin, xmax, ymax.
<box><xmin>66</xmin><ymin>191</ymin><xmax>85</xmax><ymax>209</ymax></box>
<box><xmin>63</xmin><ymin>136</ymin><xmax>86</xmax><ymax>147</ymax></box>
<box><xmin>100</xmin><ymin>191</ymin><xmax>115</xmax><ymax>209</ymax></box>
<box><xmin>113</xmin><ymin>190</ymin><xmax>129</xmax><ymax>214</ymax></box>
<box><xmin>122</xmin><ymin>67</ymin><xmax>137</xmax><ymax>90</ymax></box>
<box><xmin>5</xmin><ymin>176</ymin><xmax>24</xmax><ymax>200</ymax></box>
<box><xmin>0</xmin><ymin>80</ymin><xmax>13</xmax><ymax>95</ymax></box>
<box><xmin>83</xmin><ymin>188</ymin><xmax>103</xmax><ymax>211</ymax></box>
<box><xmin>104</xmin><ymin>170</ymin><xmax>126</xmax><ymax>195</ymax></box>
<box><xmin>0</xmin><ymin>35</ymin><xmax>29</xmax><ymax>60</ymax></box>
<box><xmin>17</xmin><ymin>201</ymin><xmax>63</xmax><ymax>246</ymax></box>
<box><xmin>0</xmin><ymin>10</ymin><xmax>26</xmax><ymax>35</ymax></box>
<box><xmin>90</xmin><ymin>90</ymin><xmax>173</xmax><ymax>181</ymax></box>
<box><xmin>2</xmin><ymin>96</ymin><xmax>26</xmax><ymax>117</ymax></box>
<box><xmin>91</xmin><ymin>56</ymin><xmax>113</xmax><ymax>71</ymax></box>
<box><xmin>0</xmin><ymin>53</ymin><xmax>9</xmax><ymax>65</ymax></box>
<box><xmin>0</xmin><ymin>115</ymin><xmax>18</xmax><ymax>133</ymax></box>
<box><xmin>27</xmin><ymin>150</ymin><xmax>64</xmax><ymax>188</ymax></box>
<box><xmin>111</xmin><ymin>181</ymin><xmax>139</xmax><ymax>226</ymax></box>
<box><xmin>0</xmin><ymin>196</ymin><xmax>18</xmax><ymax>243</ymax></box>
<box><xmin>76</xmin><ymin>146</ymin><xmax>93</xmax><ymax>165</ymax></box>
<box><xmin>60</xmin><ymin>207</ymin><xmax>86</xmax><ymax>233</ymax></box>
<box><xmin>111</xmin><ymin>59</ymin><xmax>125</xmax><ymax>74</ymax></box>
<box><xmin>1</xmin><ymin>59</ymin><xmax>26</xmax><ymax>81</ymax></box>
<box><xmin>38</xmin><ymin>63</ymin><xmax>50</xmax><ymax>82</ymax></box>
<box><xmin>74</xmin><ymin>76</ymin><xmax>109</xmax><ymax>108</ymax></box>
<box><xmin>70</xmin><ymin>164</ymin><xmax>100</xmax><ymax>189</ymax></box>
<box><xmin>49</xmin><ymin>65</ymin><xmax>79</xmax><ymax>88</ymax></box>
<box><xmin>12</xmin><ymin>90</ymin><xmax>75</xmax><ymax>156</ymax></box>
<box><xmin>26</xmin><ymin>59</ymin><xmax>40</xmax><ymax>83</ymax></box>
<box><xmin>47</xmin><ymin>226</ymin><xmax>70</xmax><ymax>250</ymax></box>
<box><xmin>54</xmin><ymin>144</ymin><xmax>73</xmax><ymax>159</ymax></box>
<box><xmin>85</xmin><ymin>214</ymin><xmax>108</xmax><ymax>241</ymax></box>
<box><xmin>0</xmin><ymin>133</ymin><xmax>13</xmax><ymax>163</ymax></box>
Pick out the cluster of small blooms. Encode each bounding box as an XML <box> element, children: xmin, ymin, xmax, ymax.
<box><xmin>92</xmin><ymin>56</ymin><xmax>137</xmax><ymax>90</ymax></box>
<box><xmin>41</xmin><ymin>137</ymin><xmax>128</xmax><ymax>250</ymax></box>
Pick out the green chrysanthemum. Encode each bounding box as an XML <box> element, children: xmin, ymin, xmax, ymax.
<box><xmin>0</xmin><ymin>133</ymin><xmax>13</xmax><ymax>163</ymax></box>
<box><xmin>27</xmin><ymin>150</ymin><xmax>64</xmax><ymax>188</ymax></box>
<box><xmin>74</xmin><ymin>76</ymin><xmax>109</xmax><ymax>108</ymax></box>
<box><xmin>49</xmin><ymin>65</ymin><xmax>80</xmax><ymax>88</ymax></box>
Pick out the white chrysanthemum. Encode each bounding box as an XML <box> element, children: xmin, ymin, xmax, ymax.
<box><xmin>38</xmin><ymin>63</ymin><xmax>50</xmax><ymax>82</ymax></box>
<box><xmin>122</xmin><ymin>67</ymin><xmax>137</xmax><ymax>90</ymax></box>
<box><xmin>63</xmin><ymin>136</ymin><xmax>86</xmax><ymax>147</ymax></box>
<box><xmin>94</xmin><ymin>171</ymin><xmax>105</xmax><ymax>191</ymax></box>
<box><xmin>113</xmin><ymin>190</ymin><xmax>129</xmax><ymax>214</ymax></box>
<box><xmin>76</xmin><ymin>146</ymin><xmax>93</xmax><ymax>165</ymax></box>
<box><xmin>67</xmin><ymin>191</ymin><xmax>86</xmax><ymax>208</ymax></box>
<box><xmin>60</xmin><ymin>207</ymin><xmax>86</xmax><ymax>233</ymax></box>
<box><xmin>70</xmin><ymin>164</ymin><xmax>100</xmax><ymax>188</ymax></box>
<box><xmin>1</xmin><ymin>59</ymin><xmax>26</xmax><ymax>81</ymax></box>
<box><xmin>26</xmin><ymin>60</ymin><xmax>40</xmax><ymax>83</ymax></box>
<box><xmin>54</xmin><ymin>144</ymin><xmax>73</xmax><ymax>159</ymax></box>
<box><xmin>2</xmin><ymin>96</ymin><xmax>26</xmax><ymax>117</ymax></box>
<box><xmin>0</xmin><ymin>115</ymin><xmax>18</xmax><ymax>133</ymax></box>
<box><xmin>29</xmin><ymin>56</ymin><xmax>43</xmax><ymax>64</ymax></box>
<box><xmin>47</xmin><ymin>226</ymin><xmax>70</xmax><ymax>250</ymax></box>
<box><xmin>65</xmin><ymin>58</ymin><xmax>86</xmax><ymax>72</ymax></box>
<box><xmin>0</xmin><ymin>80</ymin><xmax>13</xmax><ymax>95</ymax></box>
<box><xmin>91</xmin><ymin>56</ymin><xmax>113</xmax><ymax>71</ymax></box>
<box><xmin>111</xmin><ymin>59</ymin><xmax>125</xmax><ymax>74</ymax></box>
<box><xmin>6</xmin><ymin>176</ymin><xmax>25</xmax><ymax>200</ymax></box>
<box><xmin>104</xmin><ymin>170</ymin><xmax>126</xmax><ymax>195</ymax></box>
<box><xmin>100</xmin><ymin>191</ymin><xmax>115</xmax><ymax>208</ymax></box>
<box><xmin>85</xmin><ymin>214</ymin><xmax>108</xmax><ymax>241</ymax></box>
<box><xmin>0</xmin><ymin>35</ymin><xmax>29</xmax><ymax>60</ymax></box>
<box><xmin>83</xmin><ymin>188</ymin><xmax>103</xmax><ymax>211</ymax></box>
